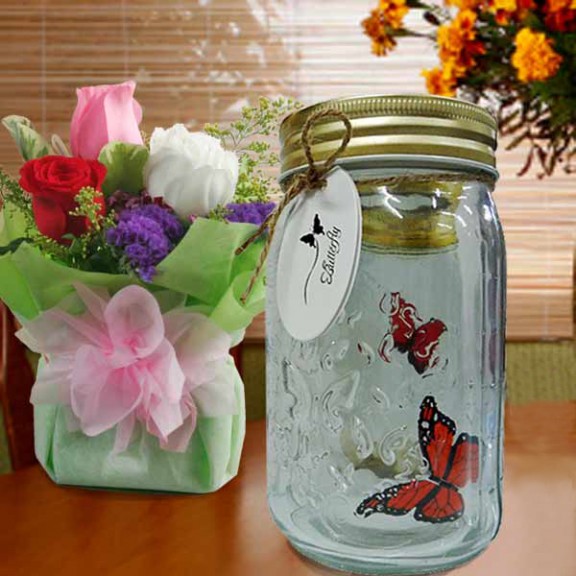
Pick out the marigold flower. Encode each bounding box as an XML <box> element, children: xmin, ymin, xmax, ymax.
<box><xmin>454</xmin><ymin>8</ymin><xmax>478</xmax><ymax>33</ymax></box>
<box><xmin>422</xmin><ymin>66</ymin><xmax>458</xmax><ymax>97</ymax></box>
<box><xmin>438</xmin><ymin>10</ymin><xmax>478</xmax><ymax>54</ymax></box>
<box><xmin>444</xmin><ymin>0</ymin><xmax>484</xmax><ymax>9</ymax></box>
<box><xmin>362</xmin><ymin>5</ymin><xmax>404</xmax><ymax>56</ymax></box>
<box><xmin>511</xmin><ymin>28</ymin><xmax>563</xmax><ymax>83</ymax></box>
<box><xmin>489</xmin><ymin>0</ymin><xmax>535</xmax><ymax>23</ymax></box>
<box><xmin>437</xmin><ymin>10</ymin><xmax>484</xmax><ymax>77</ymax></box>
<box><xmin>493</xmin><ymin>0</ymin><xmax>517</xmax><ymax>11</ymax></box>
<box><xmin>544</xmin><ymin>0</ymin><xmax>576</xmax><ymax>31</ymax></box>
<box><xmin>546</xmin><ymin>0</ymin><xmax>576</xmax><ymax>10</ymax></box>
<box><xmin>378</xmin><ymin>0</ymin><xmax>409</xmax><ymax>29</ymax></box>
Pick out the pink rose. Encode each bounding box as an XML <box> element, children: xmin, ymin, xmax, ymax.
<box><xmin>70</xmin><ymin>80</ymin><xmax>144</xmax><ymax>159</ymax></box>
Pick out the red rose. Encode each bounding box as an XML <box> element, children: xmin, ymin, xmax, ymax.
<box><xmin>19</xmin><ymin>155</ymin><xmax>107</xmax><ymax>242</ymax></box>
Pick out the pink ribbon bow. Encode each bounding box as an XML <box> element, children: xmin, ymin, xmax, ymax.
<box><xmin>17</xmin><ymin>284</ymin><xmax>236</xmax><ymax>453</ymax></box>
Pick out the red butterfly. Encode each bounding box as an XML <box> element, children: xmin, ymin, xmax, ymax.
<box><xmin>356</xmin><ymin>395</ymin><xmax>479</xmax><ymax>523</ymax></box>
<box><xmin>378</xmin><ymin>292</ymin><xmax>447</xmax><ymax>375</ymax></box>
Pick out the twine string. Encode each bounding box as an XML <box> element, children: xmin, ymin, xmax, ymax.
<box><xmin>237</xmin><ymin>109</ymin><xmax>353</xmax><ymax>304</ymax></box>
<box><xmin>354</xmin><ymin>171</ymin><xmax>497</xmax><ymax>188</ymax></box>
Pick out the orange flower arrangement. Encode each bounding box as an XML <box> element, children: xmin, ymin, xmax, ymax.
<box><xmin>361</xmin><ymin>0</ymin><xmax>576</xmax><ymax>176</ymax></box>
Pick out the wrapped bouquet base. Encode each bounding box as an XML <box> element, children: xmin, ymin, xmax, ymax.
<box><xmin>34</xmin><ymin>360</ymin><xmax>245</xmax><ymax>493</ymax></box>
<box><xmin>5</xmin><ymin>228</ymin><xmax>265</xmax><ymax>494</ymax></box>
<box><xmin>0</xmin><ymin>81</ymin><xmax>294</xmax><ymax>494</ymax></box>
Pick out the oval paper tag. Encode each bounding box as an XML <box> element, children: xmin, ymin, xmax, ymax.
<box><xmin>276</xmin><ymin>167</ymin><xmax>362</xmax><ymax>341</ymax></box>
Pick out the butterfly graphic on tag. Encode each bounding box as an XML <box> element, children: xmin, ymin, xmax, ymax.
<box><xmin>299</xmin><ymin>214</ymin><xmax>325</xmax><ymax>304</ymax></box>
<box><xmin>356</xmin><ymin>395</ymin><xmax>479</xmax><ymax>524</ymax></box>
<box><xmin>300</xmin><ymin>213</ymin><xmax>325</xmax><ymax>247</ymax></box>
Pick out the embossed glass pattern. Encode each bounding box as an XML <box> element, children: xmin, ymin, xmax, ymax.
<box><xmin>266</xmin><ymin>135</ymin><xmax>506</xmax><ymax>573</ymax></box>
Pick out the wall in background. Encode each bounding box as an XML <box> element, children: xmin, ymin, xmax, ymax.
<box><xmin>1</xmin><ymin>0</ymin><xmax>575</xmax><ymax>340</ymax></box>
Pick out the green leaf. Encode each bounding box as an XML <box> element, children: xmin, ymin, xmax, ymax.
<box><xmin>1</xmin><ymin>115</ymin><xmax>53</xmax><ymax>160</ymax></box>
<box><xmin>97</xmin><ymin>141</ymin><xmax>149</xmax><ymax>196</ymax></box>
<box><xmin>0</xmin><ymin>201</ymin><xmax>29</xmax><ymax>244</ymax></box>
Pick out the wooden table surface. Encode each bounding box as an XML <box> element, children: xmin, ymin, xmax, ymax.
<box><xmin>1</xmin><ymin>403</ymin><xmax>575</xmax><ymax>576</ymax></box>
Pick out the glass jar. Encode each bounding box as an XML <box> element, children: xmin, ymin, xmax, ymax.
<box><xmin>266</xmin><ymin>95</ymin><xmax>506</xmax><ymax>575</ymax></box>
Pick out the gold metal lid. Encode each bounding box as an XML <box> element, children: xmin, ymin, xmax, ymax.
<box><xmin>280</xmin><ymin>94</ymin><xmax>498</xmax><ymax>176</ymax></box>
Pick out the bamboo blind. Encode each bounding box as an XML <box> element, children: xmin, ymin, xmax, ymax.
<box><xmin>0</xmin><ymin>0</ymin><xmax>574</xmax><ymax>340</ymax></box>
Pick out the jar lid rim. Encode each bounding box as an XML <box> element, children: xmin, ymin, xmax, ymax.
<box><xmin>279</xmin><ymin>154</ymin><xmax>499</xmax><ymax>184</ymax></box>
<box><xmin>280</xmin><ymin>94</ymin><xmax>498</xmax><ymax>175</ymax></box>
<box><xmin>281</xmin><ymin>94</ymin><xmax>497</xmax><ymax>135</ymax></box>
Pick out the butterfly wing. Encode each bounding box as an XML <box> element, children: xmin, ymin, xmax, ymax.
<box><xmin>356</xmin><ymin>480</ymin><xmax>437</xmax><ymax>518</ymax></box>
<box><xmin>414</xmin><ymin>484</ymin><xmax>464</xmax><ymax>523</ymax></box>
<box><xmin>419</xmin><ymin>395</ymin><xmax>457</xmax><ymax>479</ymax></box>
<box><xmin>389</xmin><ymin>293</ymin><xmax>422</xmax><ymax>352</ymax></box>
<box><xmin>313</xmin><ymin>213</ymin><xmax>325</xmax><ymax>235</ymax></box>
<box><xmin>299</xmin><ymin>233</ymin><xmax>316</xmax><ymax>247</ymax></box>
<box><xmin>358</xmin><ymin>399</ymin><xmax>477</xmax><ymax>524</ymax></box>
<box><xmin>445</xmin><ymin>433</ymin><xmax>480</xmax><ymax>488</ymax></box>
<box><xmin>407</xmin><ymin>318</ymin><xmax>447</xmax><ymax>374</ymax></box>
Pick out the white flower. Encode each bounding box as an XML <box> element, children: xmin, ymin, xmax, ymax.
<box><xmin>144</xmin><ymin>124</ymin><xmax>238</xmax><ymax>218</ymax></box>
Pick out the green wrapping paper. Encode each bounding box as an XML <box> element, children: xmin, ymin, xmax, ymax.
<box><xmin>0</xmin><ymin>214</ymin><xmax>265</xmax><ymax>331</ymax></box>
<box><xmin>0</xmin><ymin>206</ymin><xmax>265</xmax><ymax>493</ymax></box>
<box><xmin>34</xmin><ymin>358</ymin><xmax>245</xmax><ymax>493</ymax></box>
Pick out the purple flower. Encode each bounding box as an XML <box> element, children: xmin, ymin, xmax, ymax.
<box><xmin>224</xmin><ymin>202</ymin><xmax>276</xmax><ymax>226</ymax></box>
<box><xmin>106</xmin><ymin>204</ymin><xmax>185</xmax><ymax>282</ymax></box>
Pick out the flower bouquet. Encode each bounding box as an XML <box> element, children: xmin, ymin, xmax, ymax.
<box><xmin>362</xmin><ymin>0</ymin><xmax>576</xmax><ymax>176</ymax></box>
<box><xmin>0</xmin><ymin>81</ymin><xmax>295</xmax><ymax>492</ymax></box>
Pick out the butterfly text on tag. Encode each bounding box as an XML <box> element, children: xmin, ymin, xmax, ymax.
<box><xmin>320</xmin><ymin>227</ymin><xmax>342</xmax><ymax>285</ymax></box>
